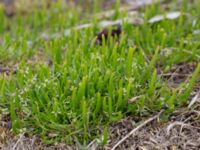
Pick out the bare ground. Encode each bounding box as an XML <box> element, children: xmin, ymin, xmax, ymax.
<box><xmin>106</xmin><ymin>105</ymin><xmax>200</xmax><ymax>150</ymax></box>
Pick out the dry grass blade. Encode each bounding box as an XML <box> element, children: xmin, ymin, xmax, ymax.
<box><xmin>12</xmin><ymin>133</ymin><xmax>25</xmax><ymax>150</ymax></box>
<box><xmin>128</xmin><ymin>95</ymin><xmax>142</xmax><ymax>104</ymax></box>
<box><xmin>111</xmin><ymin>111</ymin><xmax>163</xmax><ymax>150</ymax></box>
<box><xmin>188</xmin><ymin>92</ymin><xmax>200</xmax><ymax>108</ymax></box>
<box><xmin>87</xmin><ymin>139</ymin><xmax>98</xmax><ymax>150</ymax></box>
<box><xmin>166</xmin><ymin>121</ymin><xmax>200</xmax><ymax>136</ymax></box>
<box><xmin>3</xmin><ymin>134</ymin><xmax>76</xmax><ymax>150</ymax></box>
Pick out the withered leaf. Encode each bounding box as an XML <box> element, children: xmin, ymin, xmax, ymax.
<box><xmin>96</xmin><ymin>25</ymin><xmax>122</xmax><ymax>45</ymax></box>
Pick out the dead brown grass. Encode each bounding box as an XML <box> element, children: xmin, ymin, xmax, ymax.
<box><xmin>105</xmin><ymin>103</ymin><xmax>200</xmax><ymax>150</ymax></box>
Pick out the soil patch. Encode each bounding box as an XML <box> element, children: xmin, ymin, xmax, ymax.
<box><xmin>159</xmin><ymin>62</ymin><xmax>199</xmax><ymax>88</ymax></box>
<box><xmin>106</xmin><ymin>105</ymin><xmax>200</xmax><ymax>150</ymax></box>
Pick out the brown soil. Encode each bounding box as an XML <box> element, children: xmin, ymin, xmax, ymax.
<box><xmin>160</xmin><ymin>62</ymin><xmax>199</xmax><ymax>88</ymax></box>
<box><xmin>105</xmin><ymin>106</ymin><xmax>200</xmax><ymax>150</ymax></box>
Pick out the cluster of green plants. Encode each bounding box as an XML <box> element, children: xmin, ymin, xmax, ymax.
<box><xmin>0</xmin><ymin>0</ymin><xmax>200</xmax><ymax>146</ymax></box>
